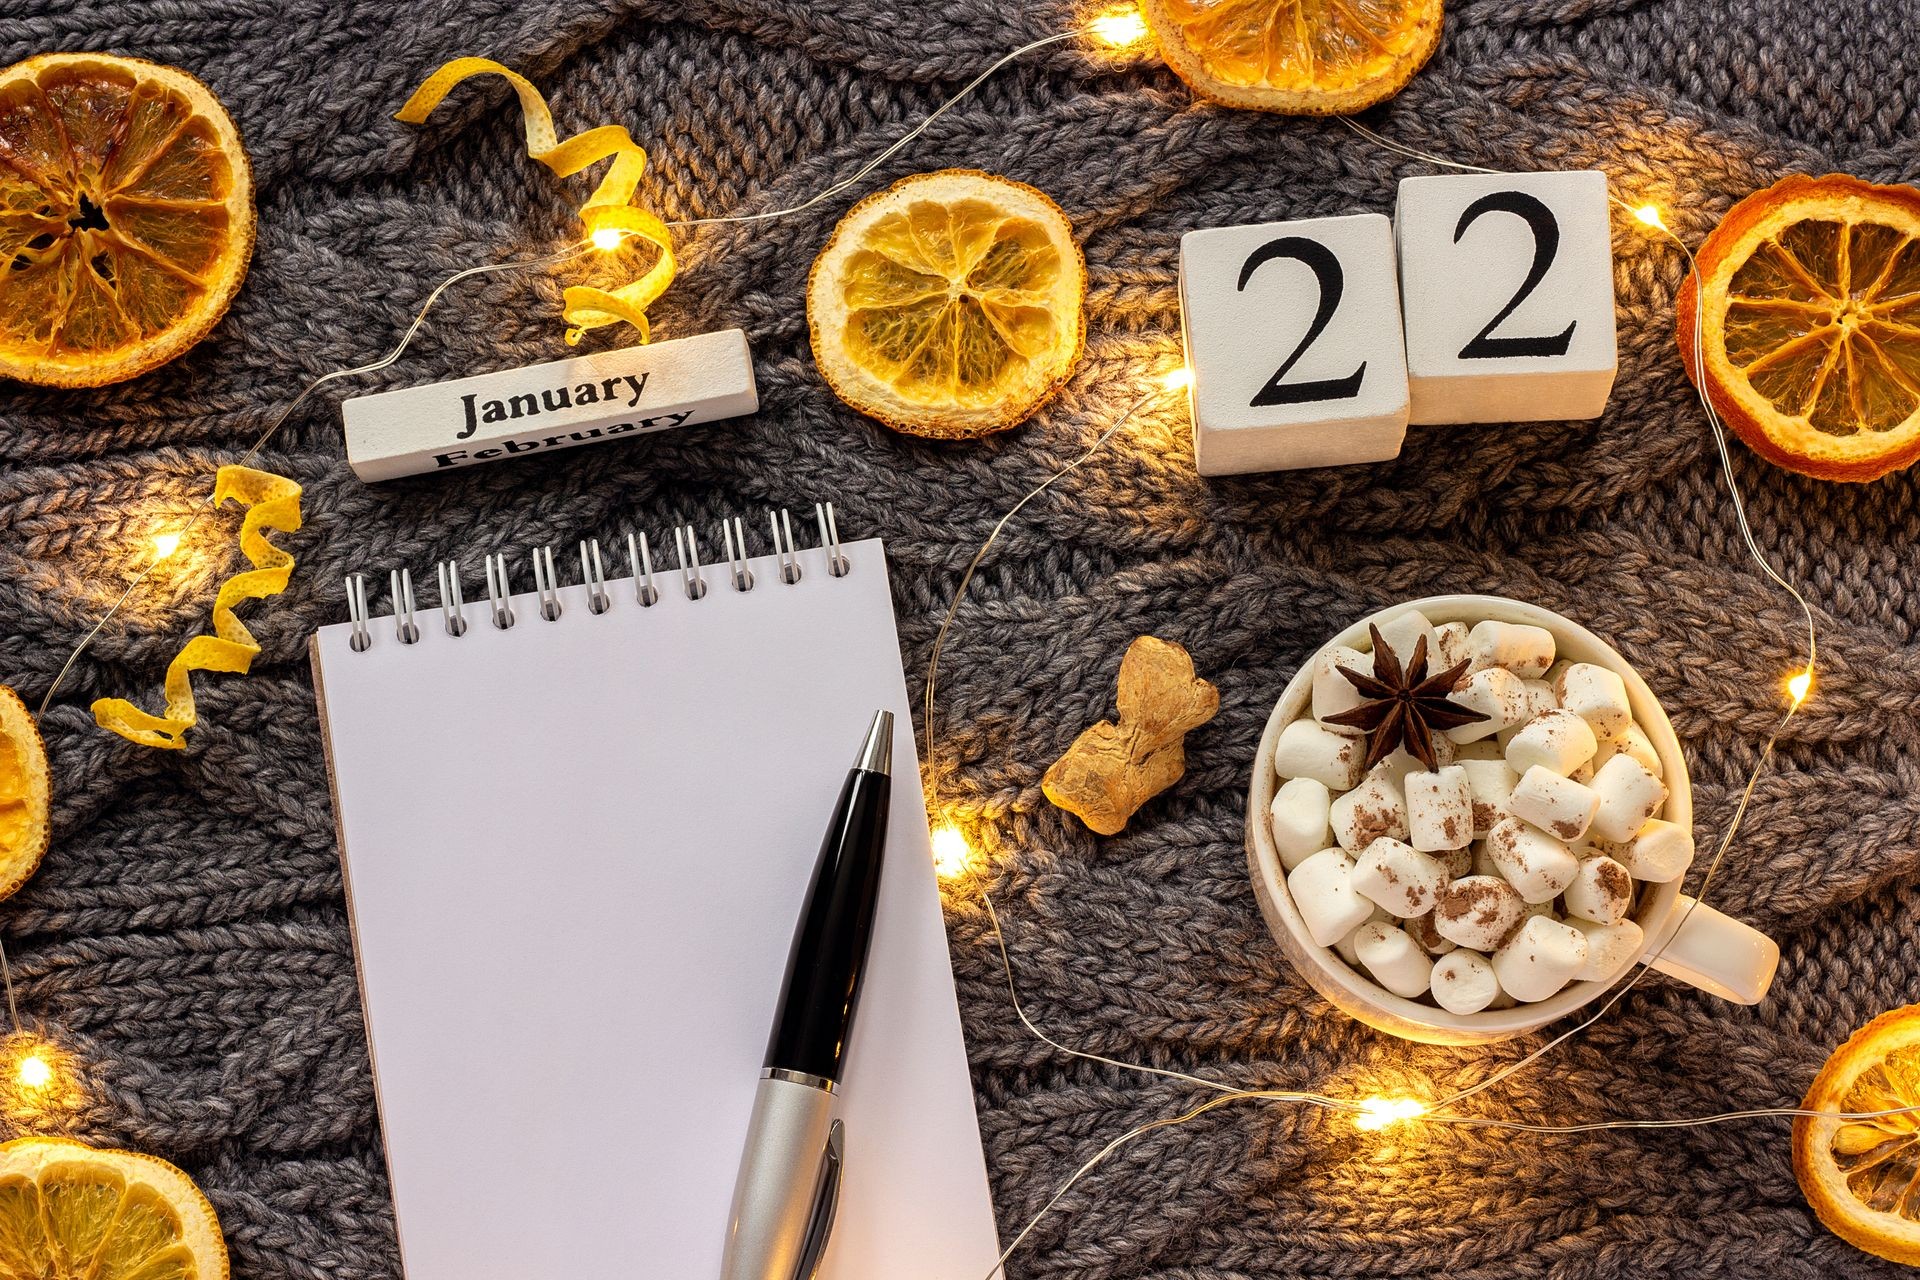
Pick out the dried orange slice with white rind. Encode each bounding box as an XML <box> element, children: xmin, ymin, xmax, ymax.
<box><xmin>1794</xmin><ymin>1004</ymin><xmax>1920</xmax><ymax>1264</ymax></box>
<box><xmin>808</xmin><ymin>169</ymin><xmax>1085</xmax><ymax>439</ymax></box>
<box><xmin>0</xmin><ymin>1137</ymin><xmax>228</xmax><ymax>1280</ymax></box>
<box><xmin>0</xmin><ymin>687</ymin><xmax>48</xmax><ymax>902</ymax></box>
<box><xmin>1678</xmin><ymin>173</ymin><xmax>1920</xmax><ymax>482</ymax></box>
<box><xmin>0</xmin><ymin>53</ymin><xmax>255</xmax><ymax>387</ymax></box>
<box><xmin>1141</xmin><ymin>0</ymin><xmax>1444</xmax><ymax>115</ymax></box>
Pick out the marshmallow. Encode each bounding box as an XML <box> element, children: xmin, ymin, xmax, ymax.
<box><xmin>1507</xmin><ymin>766</ymin><xmax>1601</xmax><ymax>842</ymax></box>
<box><xmin>1492</xmin><ymin>915</ymin><xmax>1589</xmax><ymax>1003</ymax></box>
<box><xmin>1443</xmin><ymin>667</ymin><xmax>1529</xmax><ymax>744</ymax></box>
<box><xmin>1569</xmin><ymin>917</ymin><xmax>1644</xmax><ymax>981</ymax></box>
<box><xmin>1556</xmin><ymin>662</ymin><xmax>1631</xmax><ymax>739</ymax></box>
<box><xmin>1452</xmin><ymin>738</ymin><xmax>1503</xmax><ymax>762</ymax></box>
<box><xmin>1333</xmin><ymin>904</ymin><xmax>1392</xmax><ymax>965</ymax></box>
<box><xmin>1468</xmin><ymin>620</ymin><xmax>1556</xmax><ymax>679</ymax></box>
<box><xmin>1274</xmin><ymin>719</ymin><xmax>1364</xmax><ymax>791</ymax></box>
<box><xmin>1486</xmin><ymin>816</ymin><xmax>1581</xmax><ymax>904</ymax></box>
<box><xmin>1470</xmin><ymin>841</ymin><xmax>1500</xmax><ymax>878</ymax></box>
<box><xmin>1351</xmin><ymin>836</ymin><xmax>1450</xmax><ymax>918</ymax></box>
<box><xmin>1269</xmin><ymin>777</ymin><xmax>1333</xmax><ymax>871</ymax></box>
<box><xmin>1588</xmin><ymin>754</ymin><xmax>1668</xmax><ymax>843</ymax></box>
<box><xmin>1407</xmin><ymin>910</ymin><xmax>1457</xmax><ymax>955</ymax></box>
<box><xmin>1433</xmin><ymin>621</ymin><xmax>1471</xmax><ymax>672</ymax></box>
<box><xmin>1617</xmin><ymin>722</ymin><xmax>1664</xmax><ymax>777</ymax></box>
<box><xmin>1438</xmin><ymin>845</ymin><xmax>1473</xmax><ymax>880</ymax></box>
<box><xmin>1288</xmin><ymin>849</ymin><xmax>1376</xmax><ymax>947</ymax></box>
<box><xmin>1374</xmin><ymin>610</ymin><xmax>1438</xmax><ymax>671</ymax></box>
<box><xmin>1432</xmin><ymin>875</ymin><xmax>1525</xmax><ymax>951</ymax></box>
<box><xmin>1620</xmin><ymin>818</ymin><xmax>1693</xmax><ymax>882</ymax></box>
<box><xmin>1369</xmin><ymin>733</ymin><xmax>1456</xmax><ymax>789</ymax></box>
<box><xmin>1330</xmin><ymin>774</ymin><xmax>1408</xmax><ymax>852</ymax></box>
<box><xmin>1458</xmin><ymin>758</ymin><xmax>1518</xmax><ymax>838</ymax></box>
<box><xmin>1352</xmin><ymin>921</ymin><xmax>1434</xmax><ymax>998</ymax></box>
<box><xmin>1404</xmin><ymin>765</ymin><xmax>1473</xmax><ymax>852</ymax></box>
<box><xmin>1430</xmin><ymin>949</ymin><xmax>1499</xmax><ymax>1014</ymax></box>
<box><xmin>1564</xmin><ymin>855</ymin><xmax>1633</xmax><ymax>925</ymax></box>
<box><xmin>1505</xmin><ymin>708</ymin><xmax>1598</xmax><ymax>778</ymax></box>
<box><xmin>1592</xmin><ymin>722</ymin><xmax>1664</xmax><ymax>779</ymax></box>
<box><xmin>1518</xmin><ymin>678</ymin><xmax>1557</xmax><ymax>724</ymax></box>
<box><xmin>1311</xmin><ymin>646</ymin><xmax>1371</xmax><ymax>721</ymax></box>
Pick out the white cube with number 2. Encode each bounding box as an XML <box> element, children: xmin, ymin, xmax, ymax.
<box><xmin>1179</xmin><ymin>213</ymin><xmax>1410</xmax><ymax>476</ymax></box>
<box><xmin>1396</xmin><ymin>171</ymin><xmax>1617</xmax><ymax>425</ymax></box>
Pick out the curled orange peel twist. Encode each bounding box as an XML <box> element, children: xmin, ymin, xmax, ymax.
<box><xmin>91</xmin><ymin>467</ymin><xmax>303</xmax><ymax>751</ymax></box>
<box><xmin>395</xmin><ymin>57</ymin><xmax>677</xmax><ymax>344</ymax></box>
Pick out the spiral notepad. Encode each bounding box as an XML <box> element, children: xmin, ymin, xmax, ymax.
<box><xmin>309</xmin><ymin>510</ymin><xmax>999</xmax><ymax>1280</ymax></box>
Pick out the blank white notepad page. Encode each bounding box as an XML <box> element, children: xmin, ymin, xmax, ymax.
<box><xmin>311</xmin><ymin>538</ymin><xmax>999</xmax><ymax>1280</ymax></box>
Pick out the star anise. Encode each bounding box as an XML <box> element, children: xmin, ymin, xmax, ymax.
<box><xmin>1321</xmin><ymin>624</ymin><xmax>1487</xmax><ymax>772</ymax></box>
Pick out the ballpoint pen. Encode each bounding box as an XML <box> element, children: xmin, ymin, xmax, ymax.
<box><xmin>720</xmin><ymin>709</ymin><xmax>894</xmax><ymax>1280</ymax></box>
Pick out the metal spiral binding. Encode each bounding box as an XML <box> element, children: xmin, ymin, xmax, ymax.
<box><xmin>721</xmin><ymin>517</ymin><xmax>754</xmax><ymax>592</ymax></box>
<box><xmin>580</xmin><ymin>539</ymin><xmax>612</xmax><ymax>615</ymax></box>
<box><xmin>816</xmin><ymin>502</ymin><xmax>850</xmax><ymax>577</ymax></box>
<box><xmin>531</xmin><ymin>545</ymin><xmax>563</xmax><ymax>622</ymax></box>
<box><xmin>345</xmin><ymin>508</ymin><xmax>853</xmax><ymax>651</ymax></box>
<box><xmin>485</xmin><ymin>553</ymin><xmax>516</xmax><ymax>630</ymax></box>
<box><xmin>770</xmin><ymin>509</ymin><xmax>802</xmax><ymax>585</ymax></box>
<box><xmin>673</xmin><ymin>524</ymin><xmax>708</xmax><ymax>601</ymax></box>
<box><xmin>345</xmin><ymin>574</ymin><xmax>372</xmax><ymax>652</ymax></box>
<box><xmin>436</xmin><ymin>560</ymin><xmax>468</xmax><ymax>637</ymax></box>
<box><xmin>627</xmin><ymin>532</ymin><xmax>660</xmax><ymax>607</ymax></box>
<box><xmin>388</xmin><ymin>568</ymin><xmax>421</xmax><ymax>645</ymax></box>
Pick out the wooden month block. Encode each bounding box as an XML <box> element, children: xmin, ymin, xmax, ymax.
<box><xmin>342</xmin><ymin>328</ymin><xmax>759</xmax><ymax>482</ymax></box>
<box><xmin>1395</xmin><ymin>171</ymin><xmax>1618</xmax><ymax>425</ymax></box>
<box><xmin>1179</xmin><ymin>213</ymin><xmax>1410</xmax><ymax>476</ymax></box>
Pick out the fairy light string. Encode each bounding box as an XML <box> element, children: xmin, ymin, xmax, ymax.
<box><xmin>7</xmin><ymin>15</ymin><xmax>1136</xmax><ymax>1108</ymax></box>
<box><xmin>919</xmin><ymin>105</ymin><xmax>1846</xmax><ymax>1280</ymax></box>
<box><xmin>33</xmin><ymin>21</ymin><xmax>1117</xmax><ymax>728</ymax></box>
<box><xmin>0</xmin><ymin>6</ymin><xmax>1869</xmax><ymax>1248</ymax></box>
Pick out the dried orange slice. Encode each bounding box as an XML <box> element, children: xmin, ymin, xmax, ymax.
<box><xmin>0</xmin><ymin>1137</ymin><xmax>227</xmax><ymax>1280</ymax></box>
<box><xmin>0</xmin><ymin>688</ymin><xmax>48</xmax><ymax>902</ymax></box>
<box><xmin>1678</xmin><ymin>173</ymin><xmax>1920</xmax><ymax>482</ymax></box>
<box><xmin>807</xmin><ymin>169</ymin><xmax>1085</xmax><ymax>439</ymax></box>
<box><xmin>1141</xmin><ymin>0</ymin><xmax>1444</xmax><ymax>115</ymax></box>
<box><xmin>1794</xmin><ymin>1004</ymin><xmax>1920</xmax><ymax>1264</ymax></box>
<box><xmin>0</xmin><ymin>53</ymin><xmax>255</xmax><ymax>387</ymax></box>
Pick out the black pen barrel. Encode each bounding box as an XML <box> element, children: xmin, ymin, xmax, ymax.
<box><xmin>764</xmin><ymin>765</ymin><xmax>891</xmax><ymax>1082</ymax></box>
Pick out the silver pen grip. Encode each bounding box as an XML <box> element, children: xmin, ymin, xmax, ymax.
<box><xmin>720</xmin><ymin>1075</ymin><xmax>838</xmax><ymax>1280</ymax></box>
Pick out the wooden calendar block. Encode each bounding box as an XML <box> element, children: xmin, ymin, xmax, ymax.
<box><xmin>342</xmin><ymin>328</ymin><xmax>758</xmax><ymax>482</ymax></box>
<box><xmin>1395</xmin><ymin>171</ymin><xmax>1618</xmax><ymax>425</ymax></box>
<box><xmin>1179</xmin><ymin>213</ymin><xmax>1410</xmax><ymax>476</ymax></box>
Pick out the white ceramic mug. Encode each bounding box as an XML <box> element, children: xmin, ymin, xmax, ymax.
<box><xmin>1245</xmin><ymin>594</ymin><xmax>1780</xmax><ymax>1046</ymax></box>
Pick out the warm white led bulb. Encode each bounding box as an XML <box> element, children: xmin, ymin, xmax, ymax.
<box><xmin>150</xmin><ymin>532</ymin><xmax>182</xmax><ymax>562</ymax></box>
<box><xmin>1788</xmin><ymin>669</ymin><xmax>1813</xmax><ymax>706</ymax></box>
<box><xmin>931</xmin><ymin>824</ymin><xmax>973</xmax><ymax>879</ymax></box>
<box><xmin>16</xmin><ymin>1054</ymin><xmax>51</xmax><ymax>1090</ymax></box>
<box><xmin>1352</xmin><ymin>1095</ymin><xmax>1427</xmax><ymax>1130</ymax></box>
<box><xmin>1088</xmin><ymin>6</ymin><xmax>1150</xmax><ymax>48</ymax></box>
<box><xmin>1160</xmin><ymin>366</ymin><xmax>1194</xmax><ymax>391</ymax></box>
<box><xmin>590</xmin><ymin>227</ymin><xmax>625</xmax><ymax>251</ymax></box>
<box><xmin>1633</xmin><ymin>205</ymin><xmax>1665</xmax><ymax>231</ymax></box>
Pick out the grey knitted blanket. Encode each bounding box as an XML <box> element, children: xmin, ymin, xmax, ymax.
<box><xmin>3</xmin><ymin>1</ymin><xmax>1917</xmax><ymax>1276</ymax></box>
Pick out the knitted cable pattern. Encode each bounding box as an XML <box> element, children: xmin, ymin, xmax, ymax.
<box><xmin>2</xmin><ymin>1</ymin><xmax>1918</xmax><ymax>1275</ymax></box>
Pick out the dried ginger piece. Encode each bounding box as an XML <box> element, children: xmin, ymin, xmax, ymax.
<box><xmin>1043</xmin><ymin>636</ymin><xmax>1219</xmax><ymax>835</ymax></box>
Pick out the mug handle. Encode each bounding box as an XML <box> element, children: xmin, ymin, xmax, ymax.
<box><xmin>1640</xmin><ymin>894</ymin><xmax>1780</xmax><ymax>1005</ymax></box>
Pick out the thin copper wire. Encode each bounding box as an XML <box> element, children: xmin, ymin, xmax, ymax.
<box><xmin>944</xmin><ymin>118</ymin><xmax>1848</xmax><ymax>1279</ymax></box>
